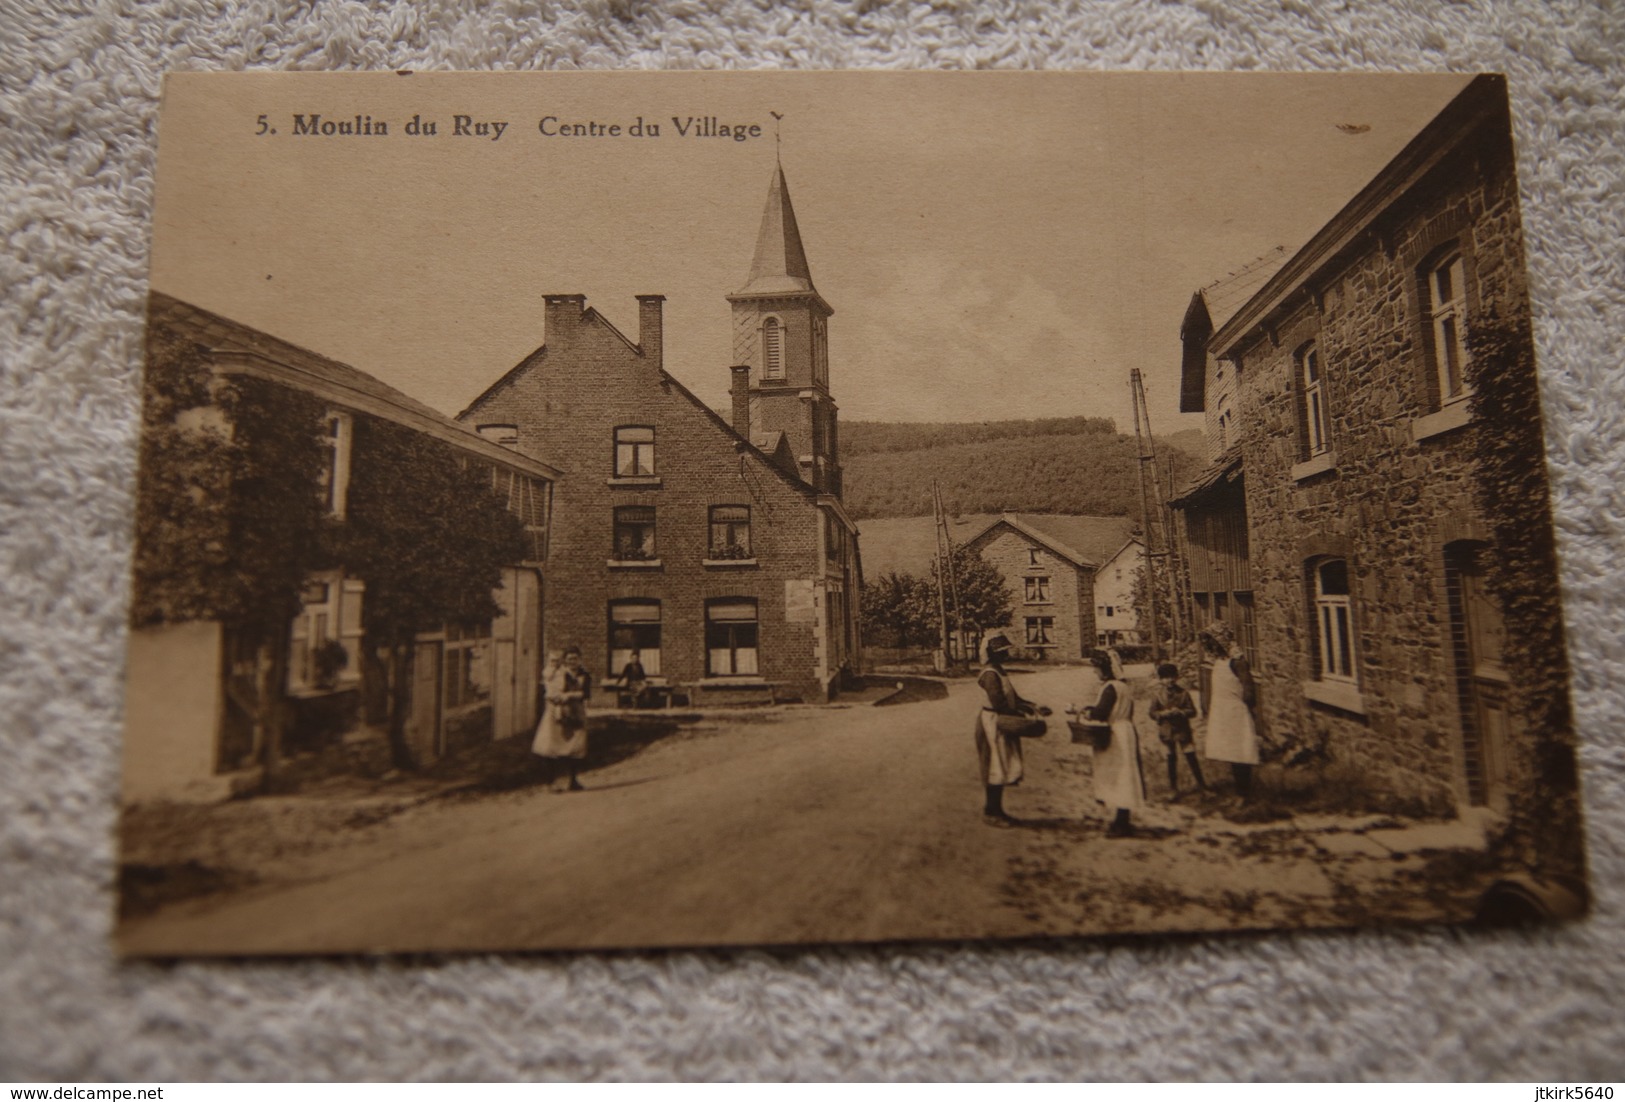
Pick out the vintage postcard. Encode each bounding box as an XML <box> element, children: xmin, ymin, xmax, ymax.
<box><xmin>118</xmin><ymin>71</ymin><xmax>1587</xmax><ymax>956</ymax></box>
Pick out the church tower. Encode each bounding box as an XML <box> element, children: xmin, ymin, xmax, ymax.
<box><xmin>726</xmin><ymin>165</ymin><xmax>841</xmax><ymax>495</ymax></box>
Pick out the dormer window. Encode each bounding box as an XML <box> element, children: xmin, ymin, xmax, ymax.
<box><xmin>762</xmin><ymin>317</ymin><xmax>784</xmax><ymax>380</ymax></box>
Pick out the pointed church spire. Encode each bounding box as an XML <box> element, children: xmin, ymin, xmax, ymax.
<box><xmin>735</xmin><ymin>165</ymin><xmax>817</xmax><ymax>297</ymax></box>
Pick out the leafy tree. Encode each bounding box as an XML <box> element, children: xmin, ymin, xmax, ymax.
<box><xmin>334</xmin><ymin>417</ymin><xmax>528</xmax><ymax>768</ymax></box>
<box><xmin>860</xmin><ymin>571</ymin><xmax>937</xmax><ymax>649</ymax></box>
<box><xmin>1129</xmin><ymin>551</ymin><xmax>1180</xmax><ymax>657</ymax></box>
<box><xmin>133</xmin><ymin>321</ymin><xmax>529</xmax><ymax>777</ymax></box>
<box><xmin>943</xmin><ymin>545</ymin><xmax>1014</xmax><ymax>661</ymax></box>
<box><xmin>1466</xmin><ymin>300</ymin><xmax>1582</xmax><ymax>879</ymax></box>
<box><xmin>134</xmin><ymin>326</ymin><xmax>329</xmax><ymax>788</ymax></box>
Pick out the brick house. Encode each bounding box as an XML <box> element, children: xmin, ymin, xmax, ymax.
<box><xmin>125</xmin><ymin>294</ymin><xmax>559</xmax><ymax>801</ymax></box>
<box><xmin>457</xmin><ymin>166</ymin><xmax>862</xmax><ymax>703</ymax></box>
<box><xmin>1171</xmin><ymin>75</ymin><xmax>1572</xmax><ymax>819</ymax></box>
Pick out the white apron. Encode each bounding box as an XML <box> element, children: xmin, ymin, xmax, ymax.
<box><xmin>973</xmin><ymin>667</ymin><xmax>1025</xmax><ymax>787</ymax></box>
<box><xmin>531</xmin><ymin>666</ymin><xmax>589</xmax><ymax>759</ymax></box>
<box><xmin>1204</xmin><ymin>656</ymin><xmax>1259</xmax><ymax>764</ymax></box>
<box><xmin>1091</xmin><ymin>678</ymin><xmax>1145</xmax><ymax>813</ymax></box>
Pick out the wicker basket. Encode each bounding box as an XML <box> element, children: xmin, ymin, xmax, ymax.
<box><xmin>1067</xmin><ymin>719</ymin><xmax>1112</xmax><ymax>750</ymax></box>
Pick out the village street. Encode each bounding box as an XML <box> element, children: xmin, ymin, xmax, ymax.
<box><xmin>118</xmin><ymin>668</ymin><xmax>1498</xmax><ymax>956</ymax></box>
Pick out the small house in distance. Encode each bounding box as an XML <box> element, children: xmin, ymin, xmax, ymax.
<box><xmin>858</xmin><ymin>513</ymin><xmax>1138</xmax><ymax>661</ymax></box>
<box><xmin>125</xmin><ymin>294</ymin><xmax>559</xmax><ymax>802</ymax></box>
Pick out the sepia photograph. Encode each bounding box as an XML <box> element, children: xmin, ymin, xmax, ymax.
<box><xmin>115</xmin><ymin>69</ymin><xmax>1588</xmax><ymax>956</ymax></box>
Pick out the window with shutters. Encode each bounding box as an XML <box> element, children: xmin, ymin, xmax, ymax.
<box><xmin>287</xmin><ymin>571</ymin><xmax>364</xmax><ymax>694</ymax></box>
<box><xmin>706</xmin><ymin>599</ymin><xmax>760</xmax><ymax>677</ymax></box>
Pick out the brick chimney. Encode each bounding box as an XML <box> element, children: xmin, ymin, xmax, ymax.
<box><xmin>730</xmin><ymin>365</ymin><xmax>751</xmax><ymax>439</ymax></box>
<box><xmin>543</xmin><ymin>294</ymin><xmax>587</xmax><ymax>349</ymax></box>
<box><xmin>636</xmin><ymin>295</ymin><xmax>665</xmax><ymax>368</ymax></box>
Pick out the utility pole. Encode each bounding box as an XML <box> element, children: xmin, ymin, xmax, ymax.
<box><xmin>1165</xmin><ymin>455</ymin><xmax>1193</xmax><ymax>651</ymax></box>
<box><xmin>1130</xmin><ymin>369</ymin><xmax>1178</xmax><ymax>662</ymax></box>
<box><xmin>930</xmin><ymin>479</ymin><xmax>953</xmax><ymax>670</ymax></box>
<box><xmin>934</xmin><ymin>480</ymin><xmax>966</xmax><ymax>663</ymax></box>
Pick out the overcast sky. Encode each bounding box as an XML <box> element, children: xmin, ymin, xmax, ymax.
<box><xmin>151</xmin><ymin>71</ymin><xmax>1470</xmax><ymax>434</ymax></box>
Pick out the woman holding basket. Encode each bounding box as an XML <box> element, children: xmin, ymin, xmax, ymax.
<box><xmin>1079</xmin><ymin>648</ymin><xmax>1145</xmax><ymax>837</ymax></box>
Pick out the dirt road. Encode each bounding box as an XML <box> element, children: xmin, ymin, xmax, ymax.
<box><xmin>118</xmin><ymin>667</ymin><xmax>1494</xmax><ymax>955</ymax></box>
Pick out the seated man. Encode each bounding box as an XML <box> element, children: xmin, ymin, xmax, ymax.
<box><xmin>619</xmin><ymin>649</ymin><xmax>651</xmax><ymax>708</ymax></box>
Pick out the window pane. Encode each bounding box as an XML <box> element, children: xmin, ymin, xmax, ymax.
<box><xmin>1335</xmin><ymin>607</ymin><xmax>1351</xmax><ymax>678</ymax></box>
<box><xmin>709</xmin><ymin>600</ymin><xmax>758</xmax><ymax>622</ymax></box>
<box><xmin>1318</xmin><ymin>560</ymin><xmax>1349</xmax><ymax>596</ymax></box>
<box><xmin>1319</xmin><ymin>607</ymin><xmax>1335</xmax><ymax>677</ymax></box>
<box><xmin>617</xmin><ymin>427</ymin><xmax>654</xmax><ymax>443</ymax></box>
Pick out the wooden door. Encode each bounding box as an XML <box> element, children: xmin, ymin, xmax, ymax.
<box><xmin>1450</xmin><ymin>544</ymin><xmax>1510</xmax><ymax>806</ymax></box>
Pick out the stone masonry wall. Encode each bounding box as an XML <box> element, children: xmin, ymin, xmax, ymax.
<box><xmin>1226</xmin><ymin>115</ymin><xmax>1529</xmax><ymax>813</ymax></box>
<box><xmin>967</xmin><ymin>527</ymin><xmax>1094</xmax><ymax>661</ymax></box>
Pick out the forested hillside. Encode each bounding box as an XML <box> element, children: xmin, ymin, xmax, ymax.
<box><xmin>841</xmin><ymin>419</ymin><xmax>1206</xmax><ymax>519</ymax></box>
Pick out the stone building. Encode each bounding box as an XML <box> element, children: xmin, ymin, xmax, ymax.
<box><xmin>1171</xmin><ymin>75</ymin><xmax>1567</xmax><ymax>818</ymax></box>
<box><xmin>125</xmin><ymin>294</ymin><xmax>559</xmax><ymax>801</ymax></box>
<box><xmin>958</xmin><ymin>514</ymin><xmax>1136</xmax><ymax>661</ymax></box>
<box><xmin>458</xmin><ymin>166</ymin><xmax>862</xmax><ymax>703</ymax></box>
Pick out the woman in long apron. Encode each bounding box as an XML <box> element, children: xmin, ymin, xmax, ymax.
<box><xmin>531</xmin><ymin>646</ymin><xmax>592</xmax><ymax>791</ymax></box>
<box><xmin>1084</xmin><ymin>649</ymin><xmax>1145</xmax><ymax>837</ymax></box>
<box><xmin>972</xmin><ymin>631</ymin><xmax>1048</xmax><ymax>826</ymax></box>
<box><xmin>1200</xmin><ymin>622</ymin><xmax>1259</xmax><ymax>799</ymax></box>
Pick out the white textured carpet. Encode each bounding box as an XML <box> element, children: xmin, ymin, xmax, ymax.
<box><xmin>3</xmin><ymin>0</ymin><xmax>1623</xmax><ymax>1082</ymax></box>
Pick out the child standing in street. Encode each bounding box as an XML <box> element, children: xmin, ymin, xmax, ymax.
<box><xmin>1148</xmin><ymin>662</ymin><xmax>1206</xmax><ymax>798</ymax></box>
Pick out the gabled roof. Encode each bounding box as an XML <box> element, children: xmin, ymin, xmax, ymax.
<box><xmin>729</xmin><ymin>165</ymin><xmax>833</xmax><ymax>314</ymax></box>
<box><xmin>457</xmin><ymin>297</ymin><xmax>827</xmax><ymax>504</ymax></box>
<box><xmin>965</xmin><ymin>513</ymin><xmax>1129</xmax><ymax>569</ymax></box>
<box><xmin>1169</xmin><ymin>449</ymin><xmax>1244</xmax><ymax>508</ymax></box>
<box><xmin>1179</xmin><ymin>247</ymin><xmax>1290</xmax><ymax>413</ymax></box>
<box><xmin>1210</xmin><ymin>74</ymin><xmax>1498</xmax><ymax>358</ymax></box>
<box><xmin>858</xmin><ymin>513</ymin><xmax>1136</xmax><ymax>578</ymax></box>
<box><xmin>149</xmin><ymin>292</ymin><xmax>561</xmax><ymax>481</ymax></box>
